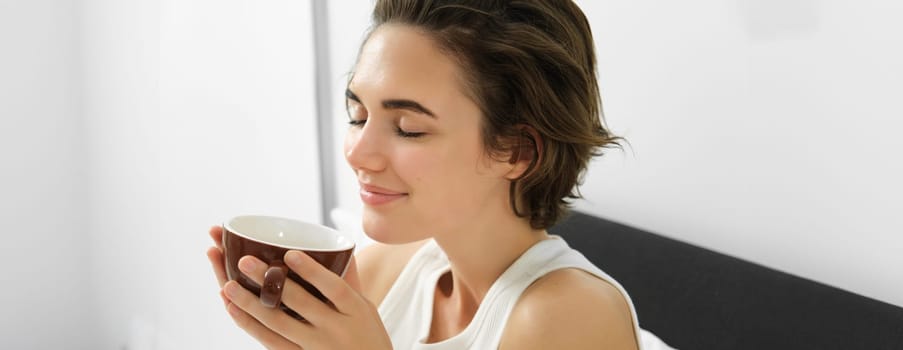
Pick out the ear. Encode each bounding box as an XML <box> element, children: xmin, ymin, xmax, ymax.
<box><xmin>505</xmin><ymin>125</ymin><xmax>543</xmax><ymax>180</ymax></box>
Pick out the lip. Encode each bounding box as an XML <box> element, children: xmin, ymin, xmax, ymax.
<box><xmin>359</xmin><ymin>183</ymin><xmax>408</xmax><ymax>206</ymax></box>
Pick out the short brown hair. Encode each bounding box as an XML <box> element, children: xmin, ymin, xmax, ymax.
<box><xmin>366</xmin><ymin>0</ymin><xmax>622</xmax><ymax>229</ymax></box>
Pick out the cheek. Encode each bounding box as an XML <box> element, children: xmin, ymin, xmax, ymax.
<box><xmin>399</xmin><ymin>141</ymin><xmax>485</xmax><ymax>196</ymax></box>
<box><xmin>395</xmin><ymin>147</ymin><xmax>437</xmax><ymax>184</ymax></box>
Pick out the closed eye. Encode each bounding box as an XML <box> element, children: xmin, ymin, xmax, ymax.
<box><xmin>395</xmin><ymin>127</ymin><xmax>425</xmax><ymax>138</ymax></box>
<box><xmin>346</xmin><ymin>88</ymin><xmax>429</xmax><ymax>138</ymax></box>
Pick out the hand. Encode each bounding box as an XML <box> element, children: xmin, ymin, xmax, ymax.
<box><xmin>206</xmin><ymin>226</ymin><xmax>393</xmax><ymax>350</ymax></box>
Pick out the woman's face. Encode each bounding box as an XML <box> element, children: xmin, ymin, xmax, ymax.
<box><xmin>344</xmin><ymin>24</ymin><xmax>513</xmax><ymax>244</ymax></box>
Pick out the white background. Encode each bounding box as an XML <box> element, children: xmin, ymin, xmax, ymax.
<box><xmin>2</xmin><ymin>0</ymin><xmax>320</xmax><ymax>348</ymax></box>
<box><xmin>1</xmin><ymin>0</ymin><xmax>900</xmax><ymax>349</ymax></box>
<box><xmin>573</xmin><ymin>0</ymin><xmax>902</xmax><ymax>309</ymax></box>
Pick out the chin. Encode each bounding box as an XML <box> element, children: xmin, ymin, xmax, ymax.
<box><xmin>361</xmin><ymin>208</ymin><xmax>422</xmax><ymax>245</ymax></box>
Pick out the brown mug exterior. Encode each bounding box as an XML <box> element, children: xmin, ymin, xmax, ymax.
<box><xmin>222</xmin><ymin>224</ymin><xmax>354</xmax><ymax>321</ymax></box>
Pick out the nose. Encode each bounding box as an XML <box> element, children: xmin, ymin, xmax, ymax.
<box><xmin>344</xmin><ymin>122</ymin><xmax>387</xmax><ymax>174</ymax></box>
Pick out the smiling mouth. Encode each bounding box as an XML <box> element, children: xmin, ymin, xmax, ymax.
<box><xmin>358</xmin><ymin>182</ymin><xmax>408</xmax><ymax>204</ymax></box>
<box><xmin>359</xmin><ymin>188</ymin><xmax>407</xmax><ymax>206</ymax></box>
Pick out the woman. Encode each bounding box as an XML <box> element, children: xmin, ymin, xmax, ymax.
<box><xmin>208</xmin><ymin>0</ymin><xmax>655</xmax><ymax>348</ymax></box>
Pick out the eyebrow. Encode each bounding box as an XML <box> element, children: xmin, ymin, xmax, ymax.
<box><xmin>345</xmin><ymin>88</ymin><xmax>436</xmax><ymax>118</ymax></box>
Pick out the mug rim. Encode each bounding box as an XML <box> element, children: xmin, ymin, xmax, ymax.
<box><xmin>224</xmin><ymin>215</ymin><xmax>355</xmax><ymax>252</ymax></box>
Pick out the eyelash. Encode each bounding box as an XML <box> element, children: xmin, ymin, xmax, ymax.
<box><xmin>395</xmin><ymin>128</ymin><xmax>425</xmax><ymax>138</ymax></box>
<box><xmin>347</xmin><ymin>119</ymin><xmax>426</xmax><ymax>138</ymax></box>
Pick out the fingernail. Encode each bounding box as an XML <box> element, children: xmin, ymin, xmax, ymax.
<box><xmin>285</xmin><ymin>251</ymin><xmax>302</xmax><ymax>265</ymax></box>
<box><xmin>238</xmin><ymin>257</ymin><xmax>258</xmax><ymax>273</ymax></box>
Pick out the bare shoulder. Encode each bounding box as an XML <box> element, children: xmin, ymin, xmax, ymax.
<box><xmin>499</xmin><ymin>268</ymin><xmax>639</xmax><ymax>350</ymax></box>
<box><xmin>354</xmin><ymin>239</ymin><xmax>429</xmax><ymax>306</ymax></box>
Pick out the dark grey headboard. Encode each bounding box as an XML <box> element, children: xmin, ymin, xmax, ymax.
<box><xmin>549</xmin><ymin>211</ymin><xmax>903</xmax><ymax>350</ymax></box>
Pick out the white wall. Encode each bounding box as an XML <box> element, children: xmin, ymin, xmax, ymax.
<box><xmin>327</xmin><ymin>0</ymin><xmax>903</xmax><ymax>307</ymax></box>
<box><xmin>81</xmin><ymin>1</ymin><xmax>163</xmax><ymax>349</ymax></box>
<box><xmin>574</xmin><ymin>0</ymin><xmax>903</xmax><ymax>306</ymax></box>
<box><xmin>157</xmin><ymin>0</ymin><xmax>322</xmax><ymax>348</ymax></box>
<box><xmin>4</xmin><ymin>0</ymin><xmax>321</xmax><ymax>347</ymax></box>
<box><xmin>82</xmin><ymin>0</ymin><xmax>322</xmax><ymax>348</ymax></box>
<box><xmin>0</xmin><ymin>0</ymin><xmax>97</xmax><ymax>348</ymax></box>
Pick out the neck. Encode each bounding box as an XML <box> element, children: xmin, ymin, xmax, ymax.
<box><xmin>432</xmin><ymin>210</ymin><xmax>548</xmax><ymax>313</ymax></box>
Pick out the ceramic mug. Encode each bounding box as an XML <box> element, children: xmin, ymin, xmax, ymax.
<box><xmin>222</xmin><ymin>215</ymin><xmax>355</xmax><ymax>320</ymax></box>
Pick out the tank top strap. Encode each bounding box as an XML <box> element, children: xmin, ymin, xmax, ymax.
<box><xmin>468</xmin><ymin>236</ymin><xmax>643</xmax><ymax>349</ymax></box>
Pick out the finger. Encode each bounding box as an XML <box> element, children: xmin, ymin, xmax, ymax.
<box><xmin>207</xmin><ymin>246</ymin><xmax>228</xmax><ymax>287</ymax></box>
<box><xmin>209</xmin><ymin>225</ymin><xmax>224</xmax><ymax>249</ymax></box>
<box><xmin>224</xmin><ymin>300</ymin><xmax>302</xmax><ymax>350</ymax></box>
<box><xmin>224</xmin><ymin>281</ymin><xmax>315</xmax><ymax>348</ymax></box>
<box><xmin>237</xmin><ymin>256</ymin><xmax>335</xmax><ymax>324</ymax></box>
<box><xmin>284</xmin><ymin>250</ymin><xmax>361</xmax><ymax>315</ymax></box>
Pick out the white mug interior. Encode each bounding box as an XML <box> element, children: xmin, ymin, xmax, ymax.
<box><xmin>225</xmin><ymin>215</ymin><xmax>354</xmax><ymax>251</ymax></box>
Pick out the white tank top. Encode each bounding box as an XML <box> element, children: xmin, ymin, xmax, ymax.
<box><xmin>378</xmin><ymin>236</ymin><xmax>671</xmax><ymax>350</ymax></box>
